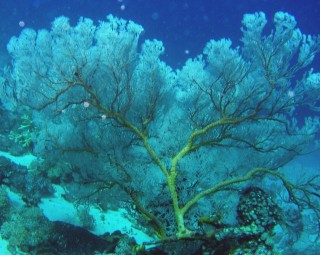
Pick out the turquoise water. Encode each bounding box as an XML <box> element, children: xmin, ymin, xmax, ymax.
<box><xmin>0</xmin><ymin>1</ymin><xmax>319</xmax><ymax>254</ymax></box>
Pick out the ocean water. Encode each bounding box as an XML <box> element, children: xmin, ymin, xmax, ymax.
<box><xmin>0</xmin><ymin>0</ymin><xmax>320</xmax><ymax>254</ymax></box>
<box><xmin>1</xmin><ymin>0</ymin><xmax>320</xmax><ymax>67</ymax></box>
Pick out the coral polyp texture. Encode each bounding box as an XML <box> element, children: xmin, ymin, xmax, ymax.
<box><xmin>1</xmin><ymin>11</ymin><xmax>320</xmax><ymax>254</ymax></box>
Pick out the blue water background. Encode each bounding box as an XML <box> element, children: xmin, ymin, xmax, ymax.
<box><xmin>1</xmin><ymin>0</ymin><xmax>320</xmax><ymax>69</ymax></box>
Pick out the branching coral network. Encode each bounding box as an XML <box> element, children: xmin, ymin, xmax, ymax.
<box><xmin>1</xmin><ymin>11</ymin><xmax>320</xmax><ymax>254</ymax></box>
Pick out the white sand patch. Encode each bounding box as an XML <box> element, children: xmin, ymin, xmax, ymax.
<box><xmin>4</xmin><ymin>187</ymin><xmax>25</xmax><ymax>207</ymax></box>
<box><xmin>39</xmin><ymin>185</ymin><xmax>80</xmax><ymax>226</ymax></box>
<box><xmin>0</xmin><ymin>237</ymin><xmax>10</xmax><ymax>255</ymax></box>
<box><xmin>89</xmin><ymin>207</ymin><xmax>154</xmax><ymax>244</ymax></box>
<box><xmin>0</xmin><ymin>151</ymin><xmax>36</xmax><ymax>168</ymax></box>
<box><xmin>39</xmin><ymin>185</ymin><xmax>154</xmax><ymax>244</ymax></box>
<box><xmin>0</xmin><ymin>151</ymin><xmax>154</xmax><ymax>245</ymax></box>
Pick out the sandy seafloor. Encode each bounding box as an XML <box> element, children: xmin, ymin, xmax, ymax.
<box><xmin>0</xmin><ymin>151</ymin><xmax>154</xmax><ymax>254</ymax></box>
